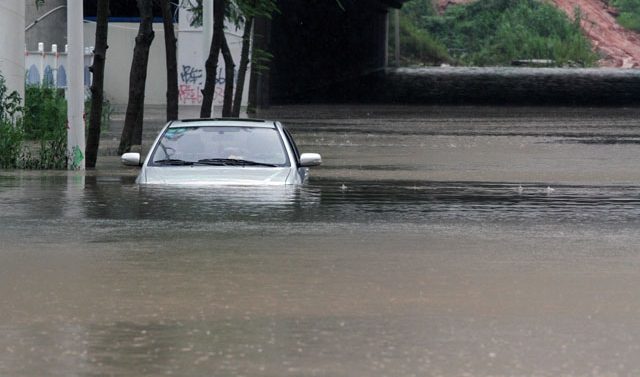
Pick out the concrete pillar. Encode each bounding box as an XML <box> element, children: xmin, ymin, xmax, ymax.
<box><xmin>67</xmin><ymin>2</ymin><xmax>85</xmax><ymax>170</ymax></box>
<box><xmin>0</xmin><ymin>0</ymin><xmax>26</xmax><ymax>101</ymax></box>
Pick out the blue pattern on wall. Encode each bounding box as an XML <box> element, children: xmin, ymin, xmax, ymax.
<box><xmin>57</xmin><ymin>65</ymin><xmax>67</xmax><ymax>87</ymax></box>
<box><xmin>43</xmin><ymin>66</ymin><xmax>54</xmax><ymax>86</ymax></box>
<box><xmin>27</xmin><ymin>65</ymin><xmax>40</xmax><ymax>84</ymax></box>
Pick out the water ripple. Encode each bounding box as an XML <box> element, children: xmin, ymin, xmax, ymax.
<box><xmin>1</xmin><ymin>176</ymin><xmax>638</xmax><ymax>227</ymax></box>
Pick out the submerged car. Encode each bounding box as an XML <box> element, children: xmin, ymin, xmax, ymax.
<box><xmin>121</xmin><ymin>118</ymin><xmax>322</xmax><ymax>185</ymax></box>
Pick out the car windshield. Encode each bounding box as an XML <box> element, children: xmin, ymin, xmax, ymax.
<box><xmin>150</xmin><ymin>126</ymin><xmax>290</xmax><ymax>167</ymax></box>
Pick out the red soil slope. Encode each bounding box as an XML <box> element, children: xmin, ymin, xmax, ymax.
<box><xmin>434</xmin><ymin>0</ymin><xmax>640</xmax><ymax>67</ymax></box>
<box><xmin>434</xmin><ymin>0</ymin><xmax>477</xmax><ymax>12</ymax></box>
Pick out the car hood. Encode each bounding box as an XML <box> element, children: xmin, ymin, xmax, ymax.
<box><xmin>139</xmin><ymin>166</ymin><xmax>292</xmax><ymax>185</ymax></box>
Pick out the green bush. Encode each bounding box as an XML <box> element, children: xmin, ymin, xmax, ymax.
<box><xmin>390</xmin><ymin>13</ymin><xmax>454</xmax><ymax>65</ymax></box>
<box><xmin>0</xmin><ymin>121</ymin><xmax>24</xmax><ymax>169</ymax></box>
<box><xmin>85</xmin><ymin>91</ymin><xmax>113</xmax><ymax>133</ymax></box>
<box><xmin>401</xmin><ymin>0</ymin><xmax>437</xmax><ymax>24</ymax></box>
<box><xmin>0</xmin><ymin>75</ymin><xmax>114</xmax><ymax>170</ymax></box>
<box><xmin>0</xmin><ymin>75</ymin><xmax>25</xmax><ymax>169</ymax></box>
<box><xmin>0</xmin><ymin>78</ymin><xmax>68</xmax><ymax>169</ymax></box>
<box><xmin>21</xmin><ymin>116</ymin><xmax>67</xmax><ymax>170</ymax></box>
<box><xmin>18</xmin><ymin>84</ymin><xmax>68</xmax><ymax>169</ymax></box>
<box><xmin>612</xmin><ymin>0</ymin><xmax>640</xmax><ymax>32</ymax></box>
<box><xmin>402</xmin><ymin>0</ymin><xmax>598</xmax><ymax>67</ymax></box>
<box><xmin>22</xmin><ymin>84</ymin><xmax>67</xmax><ymax>140</ymax></box>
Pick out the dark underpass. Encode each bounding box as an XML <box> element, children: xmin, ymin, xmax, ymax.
<box><xmin>262</xmin><ymin>0</ymin><xmax>640</xmax><ymax>106</ymax></box>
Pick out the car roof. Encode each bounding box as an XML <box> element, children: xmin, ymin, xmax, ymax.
<box><xmin>168</xmin><ymin>118</ymin><xmax>277</xmax><ymax>129</ymax></box>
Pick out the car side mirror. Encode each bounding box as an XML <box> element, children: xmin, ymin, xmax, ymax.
<box><xmin>299</xmin><ymin>153</ymin><xmax>322</xmax><ymax>167</ymax></box>
<box><xmin>121</xmin><ymin>152</ymin><xmax>142</xmax><ymax>166</ymax></box>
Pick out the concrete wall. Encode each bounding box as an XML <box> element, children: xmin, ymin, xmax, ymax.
<box><xmin>84</xmin><ymin>21</ymin><xmax>169</xmax><ymax>105</ymax></box>
<box><xmin>176</xmin><ymin>5</ymin><xmax>250</xmax><ymax>110</ymax></box>
<box><xmin>25</xmin><ymin>0</ymin><xmax>66</xmax><ymax>51</ymax></box>
<box><xmin>84</xmin><ymin>16</ymin><xmax>249</xmax><ymax>107</ymax></box>
<box><xmin>380</xmin><ymin>67</ymin><xmax>640</xmax><ymax>106</ymax></box>
<box><xmin>25</xmin><ymin>46</ymin><xmax>93</xmax><ymax>88</ymax></box>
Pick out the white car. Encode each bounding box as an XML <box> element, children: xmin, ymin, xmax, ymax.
<box><xmin>121</xmin><ymin>118</ymin><xmax>322</xmax><ymax>185</ymax></box>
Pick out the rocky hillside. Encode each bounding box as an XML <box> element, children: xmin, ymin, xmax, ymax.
<box><xmin>434</xmin><ymin>0</ymin><xmax>640</xmax><ymax>67</ymax></box>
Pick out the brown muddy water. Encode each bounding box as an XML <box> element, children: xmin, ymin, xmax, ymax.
<box><xmin>3</xmin><ymin>105</ymin><xmax>640</xmax><ymax>376</ymax></box>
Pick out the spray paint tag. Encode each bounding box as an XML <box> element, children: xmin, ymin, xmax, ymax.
<box><xmin>73</xmin><ymin>146</ymin><xmax>84</xmax><ymax>168</ymax></box>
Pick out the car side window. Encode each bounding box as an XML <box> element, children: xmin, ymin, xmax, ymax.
<box><xmin>283</xmin><ymin>127</ymin><xmax>300</xmax><ymax>163</ymax></box>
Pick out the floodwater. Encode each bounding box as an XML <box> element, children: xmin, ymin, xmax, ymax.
<box><xmin>3</xmin><ymin>105</ymin><xmax>640</xmax><ymax>376</ymax></box>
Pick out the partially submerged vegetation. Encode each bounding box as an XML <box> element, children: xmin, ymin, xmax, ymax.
<box><xmin>393</xmin><ymin>0</ymin><xmax>598</xmax><ymax>67</ymax></box>
<box><xmin>0</xmin><ymin>72</ymin><xmax>112</xmax><ymax>170</ymax></box>
<box><xmin>0</xmin><ymin>75</ymin><xmax>25</xmax><ymax>169</ymax></box>
<box><xmin>0</xmin><ymin>79</ymin><xmax>68</xmax><ymax>170</ymax></box>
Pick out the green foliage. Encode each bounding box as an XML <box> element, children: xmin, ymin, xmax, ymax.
<box><xmin>0</xmin><ymin>76</ymin><xmax>68</xmax><ymax>169</ymax></box>
<box><xmin>401</xmin><ymin>0</ymin><xmax>437</xmax><ymax>24</ymax></box>
<box><xmin>389</xmin><ymin>13</ymin><xmax>454</xmax><ymax>65</ymax></box>
<box><xmin>20</xmin><ymin>119</ymin><xmax>67</xmax><ymax>170</ymax></box>
<box><xmin>0</xmin><ymin>78</ymin><xmax>22</xmax><ymax>121</ymax></box>
<box><xmin>251</xmin><ymin>48</ymin><xmax>274</xmax><ymax>71</ymax></box>
<box><xmin>85</xmin><ymin>91</ymin><xmax>113</xmax><ymax>133</ymax></box>
<box><xmin>403</xmin><ymin>0</ymin><xmax>598</xmax><ymax>67</ymax></box>
<box><xmin>183</xmin><ymin>0</ymin><xmax>203</xmax><ymax>27</ymax></box>
<box><xmin>0</xmin><ymin>120</ymin><xmax>24</xmax><ymax>169</ymax></box>
<box><xmin>231</xmin><ymin>0</ymin><xmax>279</xmax><ymax>24</ymax></box>
<box><xmin>183</xmin><ymin>0</ymin><xmax>278</xmax><ymax>28</ymax></box>
<box><xmin>13</xmin><ymin>84</ymin><xmax>113</xmax><ymax>169</ymax></box>
<box><xmin>18</xmin><ymin>84</ymin><xmax>68</xmax><ymax>169</ymax></box>
<box><xmin>611</xmin><ymin>0</ymin><xmax>640</xmax><ymax>32</ymax></box>
<box><xmin>0</xmin><ymin>74</ymin><xmax>25</xmax><ymax>169</ymax></box>
<box><xmin>22</xmin><ymin>84</ymin><xmax>66</xmax><ymax>140</ymax></box>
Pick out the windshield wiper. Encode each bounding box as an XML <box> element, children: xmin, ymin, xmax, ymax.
<box><xmin>197</xmin><ymin>158</ymin><xmax>277</xmax><ymax>167</ymax></box>
<box><xmin>154</xmin><ymin>158</ymin><xmax>195</xmax><ymax>165</ymax></box>
<box><xmin>193</xmin><ymin>159</ymin><xmax>225</xmax><ymax>166</ymax></box>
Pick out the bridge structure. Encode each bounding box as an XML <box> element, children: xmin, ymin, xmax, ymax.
<box><xmin>257</xmin><ymin>0</ymin><xmax>410</xmax><ymax>106</ymax></box>
<box><xmin>261</xmin><ymin>0</ymin><xmax>640</xmax><ymax>107</ymax></box>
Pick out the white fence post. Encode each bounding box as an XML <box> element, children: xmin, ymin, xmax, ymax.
<box><xmin>52</xmin><ymin>44</ymin><xmax>58</xmax><ymax>87</ymax></box>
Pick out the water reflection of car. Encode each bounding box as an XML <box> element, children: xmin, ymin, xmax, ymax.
<box><xmin>121</xmin><ymin>118</ymin><xmax>322</xmax><ymax>185</ymax></box>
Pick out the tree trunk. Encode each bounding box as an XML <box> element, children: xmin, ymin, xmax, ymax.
<box><xmin>160</xmin><ymin>0</ymin><xmax>178</xmax><ymax>121</ymax></box>
<box><xmin>220</xmin><ymin>33</ymin><xmax>235</xmax><ymax>117</ymax></box>
<box><xmin>200</xmin><ymin>0</ymin><xmax>226</xmax><ymax>118</ymax></box>
<box><xmin>85</xmin><ymin>0</ymin><xmax>109</xmax><ymax>168</ymax></box>
<box><xmin>118</xmin><ymin>0</ymin><xmax>154</xmax><ymax>154</ymax></box>
<box><xmin>133</xmin><ymin>95</ymin><xmax>144</xmax><ymax>145</ymax></box>
<box><xmin>232</xmin><ymin>17</ymin><xmax>252</xmax><ymax>117</ymax></box>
